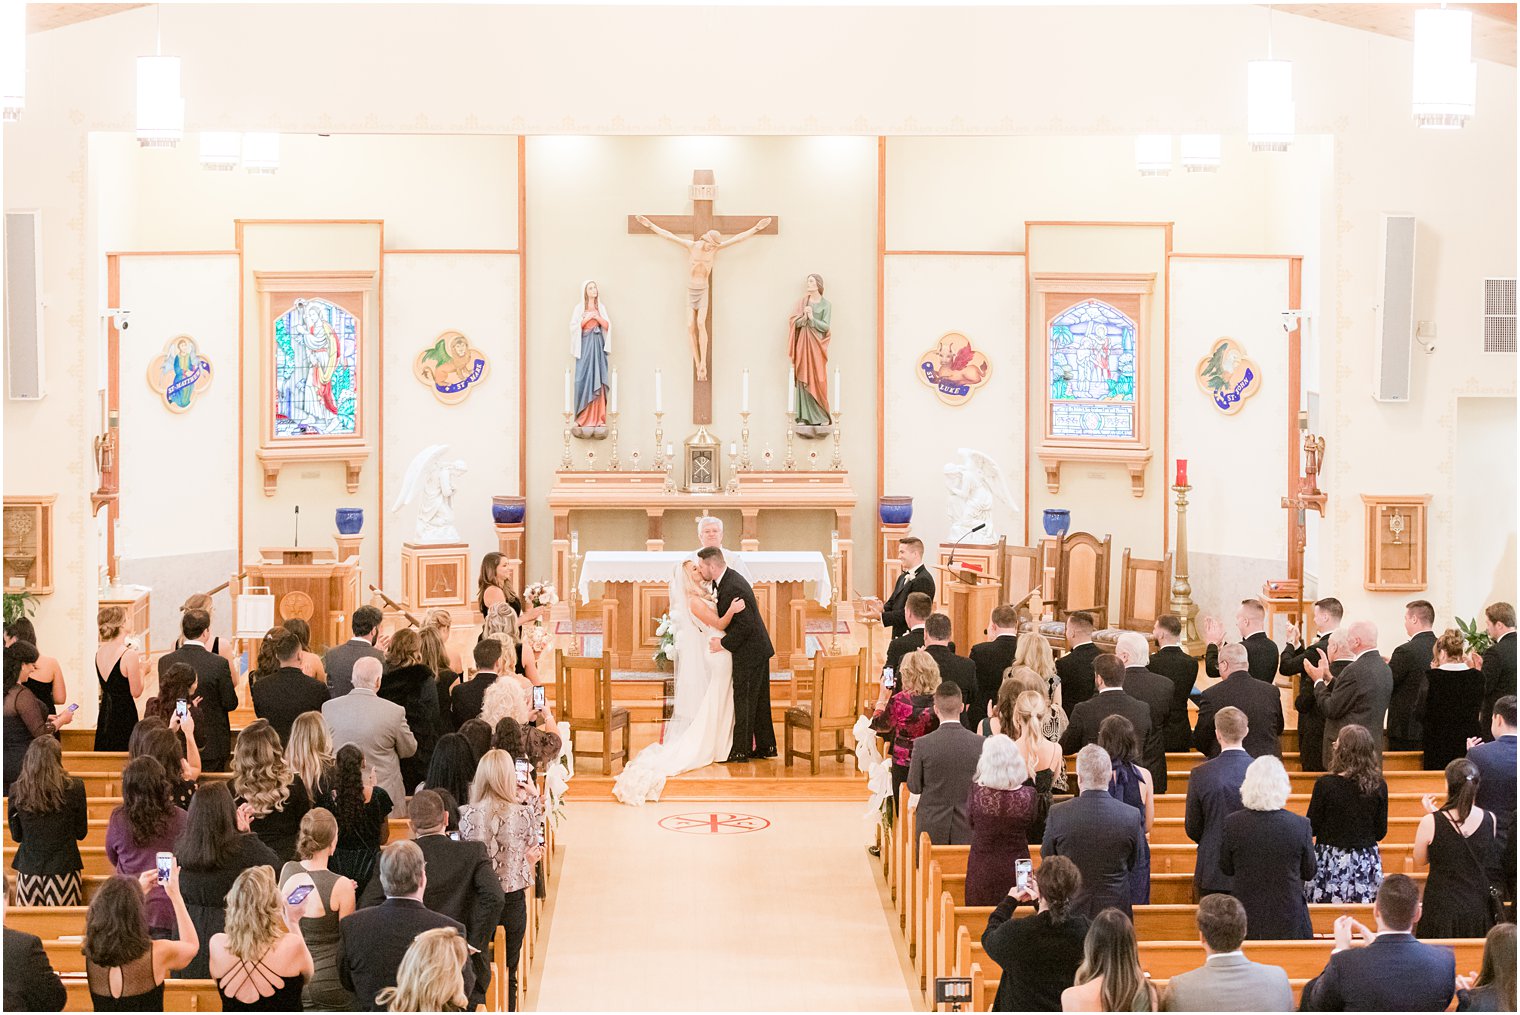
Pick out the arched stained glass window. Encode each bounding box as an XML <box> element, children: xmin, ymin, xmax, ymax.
<box><xmin>1047</xmin><ymin>299</ymin><xmax>1137</xmax><ymax>440</ymax></box>
<box><xmin>274</xmin><ymin>297</ymin><xmax>359</xmax><ymax>438</ymax></box>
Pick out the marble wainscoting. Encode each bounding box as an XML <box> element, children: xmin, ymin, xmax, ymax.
<box><xmin>120</xmin><ymin>549</ymin><xmax>239</xmax><ymax>653</ymax></box>
<box><xmin>1187</xmin><ymin>551</ymin><xmax>1288</xmax><ymax>629</ymax></box>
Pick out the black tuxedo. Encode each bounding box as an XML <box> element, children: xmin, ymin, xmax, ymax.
<box><xmin>1284</xmin><ymin>632</ymin><xmax>1332</xmax><ymax>771</ymax></box>
<box><xmin>925</xmin><ymin>644</ymin><xmax>980</xmax><ymax>731</ymax></box>
<box><xmin>338</xmin><ymin>897</ymin><xmax>475</xmax><ymax>1011</ymax></box>
<box><xmin>884</xmin><ymin>627</ymin><xmax>927</xmax><ymax>677</ymax></box>
<box><xmin>969</xmin><ymin>635</ymin><xmax>1019</xmax><ymax>725</ymax></box>
<box><xmin>1279</xmin><ymin>629</ymin><xmax>1333</xmax><ymax>678</ymax></box>
<box><xmin>155</xmin><ymin>642</ymin><xmax>239</xmax><ymax>769</ymax></box>
<box><xmin>1056</xmin><ymin>642</ymin><xmax>1101</xmax><ymax>712</ymax></box>
<box><xmin>250</xmin><ymin>666</ymin><xmax>329</xmax><ymax>745</ymax></box>
<box><xmin>449</xmin><ymin>672</ymin><xmax>498</xmax><ymax>730</ymax></box>
<box><xmin>359</xmin><ymin>833</ymin><xmax>504</xmax><ymax>1007</ymax></box>
<box><xmin>3</xmin><ymin>927</ymin><xmax>65</xmax><ymax>1011</ymax></box>
<box><xmin>1207</xmin><ymin>631</ymin><xmax>1279</xmax><ymax>682</ymax></box>
<box><xmin>1060</xmin><ymin>688</ymin><xmax>1153</xmax><ymax>765</ymax></box>
<box><xmin>1481</xmin><ymin>630</ymin><xmax>1517</xmax><ymax>733</ymax></box>
<box><xmin>1122</xmin><ymin>666</ymin><xmax>1173</xmax><ymax>793</ymax></box>
<box><xmin>1147</xmin><ymin>645</ymin><xmax>1199</xmax><ymax>752</ymax></box>
<box><xmin>881</xmin><ymin>564</ymin><xmax>936</xmax><ymax>640</ymax></box>
<box><xmin>717</xmin><ymin>567</ymin><xmax>775</xmax><ymax>756</ymax></box>
<box><xmin>1388</xmin><ymin>630</ymin><xmax>1436</xmax><ymax>748</ymax></box>
<box><xmin>1194</xmin><ymin>671</ymin><xmax>1284</xmax><ymax>759</ymax></box>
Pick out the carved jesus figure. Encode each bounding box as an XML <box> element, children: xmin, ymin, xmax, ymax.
<box><xmin>635</xmin><ymin>214</ymin><xmax>772</xmax><ymax>381</ymax></box>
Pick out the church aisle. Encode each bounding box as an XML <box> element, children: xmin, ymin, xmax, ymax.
<box><xmin>531</xmin><ymin>800</ymin><xmax>918</xmax><ymax>1011</ymax></box>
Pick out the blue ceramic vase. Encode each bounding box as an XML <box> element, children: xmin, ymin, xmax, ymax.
<box><xmin>1042</xmin><ymin>508</ymin><xmax>1071</xmax><ymax>538</ymax></box>
<box><xmin>492</xmin><ymin>496</ymin><xmax>527</xmax><ymax>525</ymax></box>
<box><xmin>879</xmin><ymin>496</ymin><xmax>914</xmax><ymax>526</ymax></box>
<box><xmin>335</xmin><ymin>508</ymin><xmax>364</xmax><ymax>535</ymax></box>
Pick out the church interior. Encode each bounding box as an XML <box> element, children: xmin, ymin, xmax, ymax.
<box><xmin>1</xmin><ymin>1</ymin><xmax>1516</xmax><ymax>1011</ymax></box>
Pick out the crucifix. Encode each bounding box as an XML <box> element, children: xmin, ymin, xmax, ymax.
<box><xmin>629</xmin><ymin>169</ymin><xmax>779</xmax><ymax>424</ymax></box>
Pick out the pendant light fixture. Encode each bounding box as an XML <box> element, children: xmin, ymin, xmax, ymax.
<box><xmin>136</xmin><ymin>7</ymin><xmax>182</xmax><ymax>147</ymax></box>
<box><xmin>2</xmin><ymin>0</ymin><xmax>25</xmax><ymax>122</ymax></box>
<box><xmin>242</xmin><ymin>132</ymin><xmax>280</xmax><ymax>174</ymax></box>
<box><xmin>199</xmin><ymin>132</ymin><xmax>241</xmax><ymax>171</ymax></box>
<box><xmin>1135</xmin><ymin>135</ymin><xmax>1173</xmax><ymax>176</ymax></box>
<box><xmin>1412</xmin><ymin>6</ymin><xmax>1477</xmax><ymax>129</ymax></box>
<box><xmin>1248</xmin><ymin>7</ymin><xmax>1294</xmax><ymax>152</ymax></box>
<box><xmin>1181</xmin><ymin>135</ymin><xmax>1222</xmax><ymax>172</ymax></box>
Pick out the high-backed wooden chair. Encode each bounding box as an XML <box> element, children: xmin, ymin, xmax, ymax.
<box><xmin>554</xmin><ymin>652</ymin><xmax>630</xmax><ymax>774</ymax></box>
<box><xmin>1049</xmin><ymin>531</ymin><xmax>1112</xmax><ymax>629</ymax></box>
<box><xmin>784</xmin><ymin>648</ymin><xmax>866</xmax><ymax>775</ymax></box>
<box><xmin>1115</xmin><ymin>549</ymin><xmax>1172</xmax><ymax>631</ymax></box>
<box><xmin>1002</xmin><ymin>544</ymin><xmax>1043</xmax><ymax>617</ymax></box>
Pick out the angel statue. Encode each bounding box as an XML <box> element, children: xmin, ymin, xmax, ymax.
<box><xmin>392</xmin><ymin>444</ymin><xmax>468</xmax><ymax>544</ymax></box>
<box><xmin>944</xmin><ymin>448</ymin><xmax>1017</xmax><ymax>544</ymax></box>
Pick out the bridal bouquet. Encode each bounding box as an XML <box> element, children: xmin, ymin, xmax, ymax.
<box><xmin>653</xmin><ymin>612</ymin><xmax>678</xmax><ymax>668</ymax></box>
<box><xmin>522</xmin><ymin>580</ymin><xmax>558</xmax><ymax>655</ymax></box>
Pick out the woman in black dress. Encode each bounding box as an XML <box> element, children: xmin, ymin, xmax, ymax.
<box><xmin>1420</xmin><ymin>630</ymin><xmax>1487</xmax><ymax>771</ymax></box>
<box><xmin>421</xmin><ymin>733</ymin><xmax>477</xmax><ymax>829</ymax></box>
<box><xmin>83</xmin><ymin>866</ymin><xmax>199</xmax><ymax>1011</ymax></box>
<box><xmin>129</xmin><ymin>720</ymin><xmax>200</xmax><ymax>812</ymax></box>
<box><xmin>94</xmin><ymin>606</ymin><xmax>145</xmax><ymax>752</ymax></box>
<box><xmin>1415</xmin><ymin>757</ymin><xmax>1502</xmax><ymax>939</ymax></box>
<box><xmin>380</xmin><ymin>629</ymin><xmax>442</xmax><ymax>790</ymax></box>
<box><xmin>175</xmin><ymin>782</ymin><xmax>280</xmax><ymax>978</ymax></box>
<box><xmin>208</xmin><ymin>866</ymin><xmax>313</xmax><ymax>1011</ymax></box>
<box><xmin>233</xmin><ymin>720</ymin><xmax>311</xmax><ymax>865</ymax></box>
<box><xmin>3</xmin><ymin>641</ymin><xmax>73</xmax><ymax>793</ymax></box>
<box><xmin>328</xmin><ymin>744</ymin><xmax>393</xmax><ymax>894</ymax></box>
<box><xmin>421</xmin><ymin>624</ymin><xmax>462</xmax><ymax>732</ymax></box>
<box><xmin>982</xmin><ymin>854</ymin><xmax>1089</xmax><ymax>1012</ymax></box>
<box><xmin>1219</xmin><ymin>755</ymin><xmax>1317</xmax><ymax>939</ymax></box>
<box><xmin>4</xmin><ymin>617</ymin><xmax>67</xmax><ymax>714</ymax></box>
<box><xmin>7</xmin><ymin>736</ymin><xmax>87</xmax><ymax>905</ymax></box>
<box><xmin>141</xmin><ymin>662</ymin><xmax>208</xmax><ymax>763</ymax></box>
<box><xmin>1305</xmin><ymin>724</ymin><xmax>1387</xmax><ymax>903</ymax></box>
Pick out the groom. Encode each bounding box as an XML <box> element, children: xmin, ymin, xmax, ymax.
<box><xmin>697</xmin><ymin>546</ymin><xmax>776</xmax><ymax>762</ymax></box>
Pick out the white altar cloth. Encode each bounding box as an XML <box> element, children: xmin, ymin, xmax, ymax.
<box><xmin>577</xmin><ymin>550</ymin><xmax>833</xmax><ymax>607</ymax></box>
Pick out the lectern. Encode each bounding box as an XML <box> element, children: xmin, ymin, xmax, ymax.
<box><xmin>931</xmin><ymin>564</ymin><xmax>1002</xmax><ymax>653</ymax></box>
<box><xmin>238</xmin><ymin>546</ymin><xmax>361</xmax><ymax>654</ymax></box>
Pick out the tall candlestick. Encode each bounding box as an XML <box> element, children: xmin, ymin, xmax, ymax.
<box><xmin>1170</xmin><ymin>480</ymin><xmax>1203</xmax><ymax>653</ymax></box>
<box><xmin>654</xmin><ymin>369</ymin><xmax>663</xmax><ymax>412</ymax></box>
<box><xmin>609</xmin><ymin>369</ymin><xmax>618</xmax><ymax>414</ymax></box>
<box><xmin>571</xmin><ymin>530</ymin><xmax>579</xmax><ymax>555</ymax></box>
<box><xmin>742</xmin><ymin>369</ymin><xmax>750</xmax><ymax>413</ymax></box>
<box><xmin>563</xmin><ymin>369</ymin><xmax>572</xmax><ymax>414</ymax></box>
<box><xmin>787</xmin><ymin>365</ymin><xmax>796</xmax><ymax>414</ymax></box>
<box><xmin>833</xmin><ymin>368</ymin><xmax>841</xmax><ymax>414</ymax></box>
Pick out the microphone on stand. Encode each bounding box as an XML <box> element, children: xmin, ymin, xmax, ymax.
<box><xmin>293</xmin><ymin>505</ymin><xmax>300</xmax><ymax>548</ymax></box>
<box><xmin>946</xmin><ymin>523</ymin><xmax>987</xmax><ymax>568</ymax></box>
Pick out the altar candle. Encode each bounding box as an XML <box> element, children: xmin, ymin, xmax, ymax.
<box><xmin>1175</xmin><ymin>459</ymin><xmax>1188</xmax><ymax>487</ymax></box>
<box><xmin>609</xmin><ymin>369</ymin><xmax>618</xmax><ymax>414</ymax></box>
<box><xmin>654</xmin><ymin>369</ymin><xmax>663</xmax><ymax>412</ymax></box>
<box><xmin>742</xmin><ymin>370</ymin><xmax>750</xmax><ymax>412</ymax></box>
<box><xmin>665</xmin><ymin>442</ymin><xmax>674</xmax><ymax>460</ymax></box>
<box><xmin>833</xmin><ymin>368</ymin><xmax>841</xmax><ymax>414</ymax></box>
<box><xmin>563</xmin><ymin>369</ymin><xmax>572</xmax><ymax>414</ymax></box>
<box><xmin>571</xmin><ymin>530</ymin><xmax>579</xmax><ymax>555</ymax></box>
<box><xmin>831</xmin><ymin>529</ymin><xmax>839</xmax><ymax>555</ymax></box>
<box><xmin>730</xmin><ymin>442</ymin><xmax>737</xmax><ymax>457</ymax></box>
<box><xmin>787</xmin><ymin>365</ymin><xmax>796</xmax><ymax>413</ymax></box>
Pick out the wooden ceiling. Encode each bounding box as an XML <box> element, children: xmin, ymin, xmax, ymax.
<box><xmin>27</xmin><ymin>4</ymin><xmax>146</xmax><ymax>34</ymax></box>
<box><xmin>1279</xmin><ymin>3</ymin><xmax>1516</xmax><ymax>66</ymax></box>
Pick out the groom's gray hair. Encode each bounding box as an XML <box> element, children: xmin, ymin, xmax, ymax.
<box><xmin>696</xmin><ymin>515</ymin><xmax>723</xmax><ymax>532</ymax></box>
<box><xmin>696</xmin><ymin>546</ymin><xmax>725</xmax><ymax>564</ymax></box>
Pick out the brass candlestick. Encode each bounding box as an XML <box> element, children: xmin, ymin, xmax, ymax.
<box><xmin>725</xmin><ymin>444</ymin><xmax>740</xmax><ymax>494</ymax></box>
<box><xmin>739</xmin><ymin>410</ymin><xmax>753</xmax><ymax>470</ymax></box>
<box><xmin>653</xmin><ymin>410</ymin><xmax>666</xmax><ymax>472</ymax></box>
<box><xmin>830</xmin><ymin>410</ymin><xmax>843</xmax><ymax>470</ymax></box>
<box><xmin>568</xmin><ymin>548</ymin><xmax>584</xmax><ymax>608</ymax></box>
<box><xmin>608</xmin><ymin>411</ymin><xmax>621</xmax><ymax>471</ymax></box>
<box><xmin>1169</xmin><ymin>482</ymin><xmax>1204</xmax><ymax>654</ymax></box>
<box><xmin>662</xmin><ymin>452</ymin><xmax>676</xmax><ymax>494</ymax></box>
<box><xmin>829</xmin><ymin>549</ymin><xmax>843</xmax><ymax>654</ymax></box>
<box><xmin>561</xmin><ymin>412</ymin><xmax>574</xmax><ymax>471</ymax></box>
<box><xmin>784</xmin><ymin>426</ymin><xmax>797</xmax><ymax>471</ymax></box>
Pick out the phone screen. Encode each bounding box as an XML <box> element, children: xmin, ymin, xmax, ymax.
<box><xmin>448</xmin><ymin>831</ymin><xmax>461</xmax><ymax>842</ymax></box>
<box><xmin>515</xmin><ymin>759</ymin><xmax>532</xmax><ymax>786</ymax></box>
<box><xmin>286</xmin><ymin>884</ymin><xmax>314</xmax><ymax>906</ymax></box>
<box><xmin>175</xmin><ymin>699</ymin><xmax>189</xmax><ymax>720</ymax></box>
<box><xmin>155</xmin><ymin>851</ymin><xmax>173</xmax><ymax>886</ymax></box>
<box><xmin>1015</xmin><ymin>858</ymin><xmax>1033</xmax><ymax>891</ymax></box>
<box><xmin>532</xmin><ymin>685</ymin><xmax>546</xmax><ymax>711</ymax></box>
<box><xmin>882</xmin><ymin>667</ymin><xmax>896</xmax><ymax>690</ymax></box>
<box><xmin>537</xmin><ymin>824</ymin><xmax>546</xmax><ymax>847</ymax></box>
<box><xmin>65</xmin><ymin>703</ymin><xmax>79</xmax><ymax>713</ymax></box>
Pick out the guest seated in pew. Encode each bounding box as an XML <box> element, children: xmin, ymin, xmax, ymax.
<box><xmin>1193</xmin><ymin>643</ymin><xmax>1283</xmax><ymax>759</ymax></box>
<box><xmin>3</xmin><ymin>924</ymin><xmax>66</xmax><ymax>1011</ymax></box>
<box><xmin>83</xmin><ymin>865</ymin><xmax>200</xmax><ymax>1011</ymax></box>
<box><xmin>1043</xmin><ymin>745</ymin><xmax>1143</xmax><ymax>919</ymax></box>
<box><xmin>280</xmin><ymin>808</ymin><xmax>359</xmax><ymax>1011</ymax></box>
<box><xmin>1115</xmin><ymin>632</ymin><xmax>1172</xmax><ymax>793</ymax></box>
<box><xmin>3</xmin><ymin>640</ymin><xmax>73</xmax><ymax>794</ymax></box>
<box><xmin>7</xmin><ymin>736</ymin><xmax>87</xmax><ymax>906</ymax></box>
<box><xmin>925</xmin><ymin>613</ymin><xmax>981</xmax><ymax>731</ymax></box>
<box><xmin>157</xmin><ymin>607</ymin><xmax>240</xmax><ymax>772</ymax></box>
<box><xmin>1466</xmin><ymin>695</ymin><xmax>1516</xmax><ymax>919</ymax></box>
<box><xmin>105</xmin><ymin>756</ymin><xmax>189</xmax><ymax>939</ymax></box>
<box><xmin>1061</xmin><ymin>654</ymin><xmax>1153</xmax><ymax>774</ymax></box>
<box><xmin>1148</xmin><ymin>614</ymin><xmax>1198</xmax><ymax>753</ymax></box>
<box><xmin>871</xmin><ymin>648</ymin><xmax>942</xmax><ymax>803</ymax></box>
<box><xmin>1456</xmin><ymin>923</ymin><xmax>1516</xmax><ymax>1013</ymax></box>
<box><xmin>1302</xmin><ymin>873</ymin><xmax>1455</xmax><ymax>1012</ymax></box>
<box><xmin>144</xmin><ymin>660</ymin><xmax>209</xmax><ymax>766</ymax></box>
<box><xmin>128</xmin><ymin>719</ymin><xmax>199</xmax><ymax>811</ymax></box>
<box><xmin>208</xmin><ymin>864</ymin><xmax>314</xmax><ymax>1011</ymax></box>
<box><xmin>1422</xmin><ymin>629</ymin><xmax>1486</xmax><ymax>771</ymax></box>
<box><xmin>175</xmin><ymin>781</ymin><xmax>279</xmax><ymax>979</ymax></box>
<box><xmin>1219</xmin><ymin>755</ymin><xmax>1316</xmax><ymax>940</ymax></box>
<box><xmin>1185</xmin><ymin>706</ymin><xmax>1251</xmax><ymax>901</ymax></box>
<box><xmin>251</xmin><ymin>627</ymin><xmax>331</xmax><ymax>745</ymax></box>
<box><xmin>883</xmin><ymin>592</ymin><xmax>935</xmax><ymax>676</ymax></box>
<box><xmin>1098</xmin><ymin>715</ymin><xmax>1153</xmax><ymax>906</ymax></box>
<box><xmin>965</xmin><ymin>734</ymin><xmax>1039</xmax><ymax>905</ymax></box>
<box><xmin>1056</xmin><ymin>612</ymin><xmax>1101</xmax><ymax>712</ymax></box>
<box><xmin>376</xmin><ymin>927</ymin><xmax>471</xmax><ymax>1013</ymax></box>
<box><xmin>1061</xmin><ymin>908</ymin><xmax>1159</xmax><ymax>1012</ymax></box>
<box><xmin>983</xmin><ymin>854</ymin><xmax>1089</xmax><ymax>1012</ymax></box>
<box><xmin>233</xmin><ymin>719</ymin><xmax>313</xmax><ymax>866</ymax></box>
<box><xmin>1015</xmin><ymin>631</ymin><xmax>1065</xmax><ymax>724</ymax></box>
<box><xmin>1414</xmin><ymin>757</ymin><xmax>1502</xmax><ymax>939</ymax></box>
<box><xmin>1159</xmin><ymin>894</ymin><xmax>1293</xmax><ymax>1012</ymax></box>
<box><xmin>287</xmin><ymin>711</ymin><xmax>337</xmax><ymax>805</ymax></box>
<box><xmin>908</xmin><ymin>682</ymin><xmax>985</xmax><ymax>849</ymax></box>
<box><xmin>970</xmin><ymin>605</ymin><xmax>1021</xmax><ymax>720</ymax></box>
<box><xmin>1305</xmin><ymin>724</ymin><xmax>1387</xmax><ymax>905</ymax></box>
<box><xmin>329</xmin><ymin>743</ymin><xmax>394</xmax><ymax>896</ymax></box>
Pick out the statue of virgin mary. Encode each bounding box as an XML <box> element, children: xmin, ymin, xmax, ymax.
<box><xmin>569</xmin><ymin>280</ymin><xmax>612</xmax><ymax>439</ymax></box>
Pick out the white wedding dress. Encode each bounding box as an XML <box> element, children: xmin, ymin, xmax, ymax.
<box><xmin>613</xmin><ymin>562</ymin><xmax>735</xmax><ymax>805</ymax></box>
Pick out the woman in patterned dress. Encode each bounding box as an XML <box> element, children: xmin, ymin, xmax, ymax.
<box><xmin>1305</xmin><ymin>724</ymin><xmax>1387</xmax><ymax>903</ymax></box>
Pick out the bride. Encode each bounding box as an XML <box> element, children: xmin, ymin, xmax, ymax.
<box><xmin>613</xmin><ymin>559</ymin><xmax>746</xmax><ymax>805</ymax></box>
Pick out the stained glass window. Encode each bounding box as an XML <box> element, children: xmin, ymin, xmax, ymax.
<box><xmin>1048</xmin><ymin>299</ymin><xmax>1137</xmax><ymax>440</ymax></box>
<box><xmin>274</xmin><ymin>298</ymin><xmax>358</xmax><ymax>438</ymax></box>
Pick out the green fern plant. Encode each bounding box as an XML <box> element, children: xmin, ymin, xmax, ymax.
<box><xmin>2</xmin><ymin>591</ymin><xmax>36</xmax><ymax>626</ymax></box>
<box><xmin>1456</xmin><ymin>616</ymin><xmax>1492</xmax><ymax>655</ymax></box>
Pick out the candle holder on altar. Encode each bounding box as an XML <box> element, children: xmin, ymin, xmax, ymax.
<box><xmin>784</xmin><ymin>426</ymin><xmax>797</xmax><ymax>471</ymax></box>
<box><xmin>568</xmin><ymin>547</ymin><xmax>584</xmax><ymax>608</ymax></box>
<box><xmin>1169</xmin><ymin>482</ymin><xmax>1204</xmax><ymax>653</ymax></box>
<box><xmin>608</xmin><ymin>411</ymin><xmax>621</xmax><ymax>471</ymax></box>
<box><xmin>828</xmin><ymin>548</ymin><xmax>843</xmax><ymax>655</ymax></box>
<box><xmin>661</xmin><ymin>452</ymin><xmax>676</xmax><ymax>494</ymax></box>
<box><xmin>830</xmin><ymin>410</ymin><xmax>844</xmax><ymax>470</ymax></box>
<box><xmin>738</xmin><ymin>410</ymin><xmax>753</xmax><ymax>470</ymax></box>
<box><xmin>725</xmin><ymin>444</ymin><xmax>740</xmax><ymax>494</ymax></box>
<box><xmin>584</xmin><ymin>450</ymin><xmax>597</xmax><ymax>471</ymax></box>
<box><xmin>652</xmin><ymin>411</ymin><xmax>666</xmax><ymax>472</ymax></box>
<box><xmin>561</xmin><ymin>412</ymin><xmax>574</xmax><ymax>471</ymax></box>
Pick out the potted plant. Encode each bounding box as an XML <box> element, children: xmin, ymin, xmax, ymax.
<box><xmin>3</xmin><ymin>590</ymin><xmax>36</xmax><ymax>626</ymax></box>
<box><xmin>1457</xmin><ymin>616</ymin><xmax>1493</xmax><ymax>656</ymax></box>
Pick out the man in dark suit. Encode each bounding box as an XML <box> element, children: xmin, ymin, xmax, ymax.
<box><xmin>884</xmin><ymin>591</ymin><xmax>935</xmax><ymax>676</ymax></box>
<box><xmin>907</xmin><ymin>683</ymin><xmax>985</xmax><ymax>846</ymax></box>
<box><xmin>1303</xmin><ymin>875</ymin><xmax>1455</xmax><ymax>1012</ymax></box>
<box><xmin>360</xmin><ymin>791</ymin><xmax>505</xmax><ymax>1008</ymax></box>
<box><xmin>339</xmin><ymin>840</ymin><xmax>477</xmax><ymax>1011</ymax></box>
<box><xmin>1387</xmin><ymin>599</ymin><xmax>1436</xmax><ymax>751</ymax></box>
<box><xmin>1184</xmin><ymin>706</ymin><xmax>1253</xmax><ymax>899</ymax></box>
<box><xmin>969</xmin><ymin>604</ymin><xmax>1020</xmax><ymax>727</ymax></box>
<box><xmin>1194</xmin><ymin>643</ymin><xmax>1284</xmax><ymax>758</ymax></box>
<box><xmin>1469</xmin><ymin>695</ymin><xmax>1517</xmax><ymax>917</ymax></box>
<box><xmin>323</xmin><ymin>605</ymin><xmax>388</xmax><ymax>698</ymax></box>
<box><xmin>1149</xmin><ymin>614</ymin><xmax>1198</xmax><ymax>753</ymax></box>
<box><xmin>1043</xmin><ymin>744</ymin><xmax>1144</xmax><ymax>918</ymax></box>
<box><xmin>923</xmin><ymin>613</ymin><xmax>979</xmax><ymax>731</ymax></box>
<box><xmin>1475</xmin><ymin>601</ymin><xmax>1517</xmax><ymax>733</ymax></box>
<box><xmin>1203</xmin><ymin>599</ymin><xmax>1278</xmax><ymax>682</ymax></box>
<box><xmin>1115</xmin><ymin>631</ymin><xmax>1172</xmax><ymax>793</ymax></box>
<box><xmin>1281</xmin><ymin>599</ymin><xmax>1338</xmax><ymax>771</ymax></box>
<box><xmin>3</xmin><ymin>926</ymin><xmax>66</xmax><ymax>1011</ymax></box>
<box><xmin>250</xmin><ymin>626</ymin><xmax>330</xmax><ymax>744</ymax></box>
<box><xmin>1060</xmin><ymin>652</ymin><xmax>1153</xmax><ymax>766</ymax></box>
<box><xmin>868</xmin><ymin>536</ymin><xmax>936</xmax><ymax>640</ymax></box>
<box><xmin>155</xmin><ymin>607</ymin><xmax>240</xmax><ymax>770</ymax></box>
<box><xmin>451</xmin><ymin>638</ymin><xmax>504</xmax><ymax>729</ymax></box>
<box><xmin>1310</xmin><ymin>620</ymin><xmax>1393</xmax><ymax>763</ymax></box>
<box><xmin>1055</xmin><ymin>611</ymin><xmax>1101</xmax><ymax>711</ymax></box>
<box><xmin>700</xmin><ymin>547</ymin><xmax>776</xmax><ymax>761</ymax></box>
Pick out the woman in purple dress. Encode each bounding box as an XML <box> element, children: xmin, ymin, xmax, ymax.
<box><xmin>964</xmin><ymin>734</ymin><xmax>1039</xmax><ymax>906</ymax></box>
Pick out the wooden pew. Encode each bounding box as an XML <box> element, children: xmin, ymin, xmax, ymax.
<box><xmin>1148</xmin><ymin>815</ymin><xmax>1423</xmax><ymax>845</ymax></box>
<box><xmin>6</xmin><ymin>874</ymin><xmax>112</xmax><ymax>904</ymax></box>
<box><xmin>1169</xmin><ymin>768</ymin><xmax>1444</xmax><ymax>796</ymax></box>
<box><xmin>3</xmin><ymin>815</ymin><xmax>413</xmax><ymax>850</ymax></box>
<box><xmin>1154</xmin><ymin>792</ymin><xmax>1431</xmax><ymax>821</ymax></box>
<box><xmin>64</xmin><ymin>977</ymin><xmax>222</xmax><ymax>1011</ymax></box>
<box><xmin>1161</xmin><ymin>750</ymin><xmax>1426</xmax><ymax>775</ymax></box>
<box><xmin>916</xmin><ymin>840</ymin><xmax>1422</xmax><ymax>880</ymax></box>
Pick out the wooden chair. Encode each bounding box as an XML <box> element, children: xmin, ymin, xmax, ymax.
<box><xmin>1002</xmin><ymin>544</ymin><xmax>1043</xmax><ymax>617</ymax></box>
<box><xmin>783</xmin><ymin>648</ymin><xmax>865</xmax><ymax>775</ymax></box>
<box><xmin>1049</xmin><ymin>530</ymin><xmax>1113</xmax><ymax>629</ymax></box>
<box><xmin>554</xmin><ymin>652</ymin><xmax>630</xmax><ymax>774</ymax></box>
<box><xmin>1114</xmin><ymin>549</ymin><xmax>1172</xmax><ymax>631</ymax></box>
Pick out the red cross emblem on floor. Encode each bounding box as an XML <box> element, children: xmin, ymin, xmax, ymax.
<box><xmin>657</xmin><ymin>811</ymin><xmax>771</xmax><ymax>835</ymax></box>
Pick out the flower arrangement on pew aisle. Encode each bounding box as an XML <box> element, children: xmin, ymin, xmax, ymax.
<box><xmin>523</xmin><ymin>580</ymin><xmax>558</xmax><ymax>655</ymax></box>
<box><xmin>853</xmin><ymin>715</ymin><xmax>895</xmax><ymax>832</ymax></box>
<box><xmin>545</xmin><ymin>724</ymin><xmax>574</xmax><ymax>827</ymax></box>
<box><xmin>653</xmin><ymin>612</ymin><xmax>677</xmax><ymax>670</ymax></box>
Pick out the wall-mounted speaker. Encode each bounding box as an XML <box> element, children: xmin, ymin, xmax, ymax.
<box><xmin>4</xmin><ymin>210</ymin><xmax>45</xmax><ymax>401</ymax></box>
<box><xmin>1372</xmin><ymin>213</ymin><xmax>1416</xmax><ymax>403</ymax></box>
